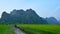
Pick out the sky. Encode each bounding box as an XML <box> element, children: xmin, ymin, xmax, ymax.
<box><xmin>0</xmin><ymin>0</ymin><xmax>60</xmax><ymax>20</ymax></box>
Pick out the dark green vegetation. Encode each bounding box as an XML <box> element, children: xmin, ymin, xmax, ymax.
<box><xmin>17</xmin><ymin>24</ymin><xmax>60</xmax><ymax>34</ymax></box>
<box><xmin>0</xmin><ymin>9</ymin><xmax>59</xmax><ymax>24</ymax></box>
<box><xmin>0</xmin><ymin>24</ymin><xmax>14</xmax><ymax>34</ymax></box>
<box><xmin>0</xmin><ymin>9</ymin><xmax>48</xmax><ymax>24</ymax></box>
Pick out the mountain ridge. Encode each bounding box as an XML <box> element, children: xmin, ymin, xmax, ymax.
<box><xmin>0</xmin><ymin>9</ymin><xmax>48</xmax><ymax>24</ymax></box>
<box><xmin>46</xmin><ymin>17</ymin><xmax>59</xmax><ymax>24</ymax></box>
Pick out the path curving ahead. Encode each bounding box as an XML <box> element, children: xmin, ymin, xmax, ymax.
<box><xmin>14</xmin><ymin>27</ymin><xmax>26</xmax><ymax>34</ymax></box>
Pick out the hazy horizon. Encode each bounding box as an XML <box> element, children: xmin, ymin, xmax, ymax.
<box><xmin>0</xmin><ymin>0</ymin><xmax>60</xmax><ymax>20</ymax></box>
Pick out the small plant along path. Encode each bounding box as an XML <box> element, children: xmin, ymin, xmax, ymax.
<box><xmin>14</xmin><ymin>25</ymin><xmax>26</xmax><ymax>34</ymax></box>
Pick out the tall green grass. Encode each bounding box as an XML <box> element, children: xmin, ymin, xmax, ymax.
<box><xmin>17</xmin><ymin>24</ymin><xmax>60</xmax><ymax>34</ymax></box>
<box><xmin>0</xmin><ymin>24</ymin><xmax>14</xmax><ymax>34</ymax></box>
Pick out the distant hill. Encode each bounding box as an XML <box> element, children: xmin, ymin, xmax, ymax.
<box><xmin>59</xmin><ymin>20</ymin><xmax>60</xmax><ymax>24</ymax></box>
<box><xmin>46</xmin><ymin>17</ymin><xmax>59</xmax><ymax>24</ymax></box>
<box><xmin>0</xmin><ymin>9</ymin><xmax>48</xmax><ymax>24</ymax></box>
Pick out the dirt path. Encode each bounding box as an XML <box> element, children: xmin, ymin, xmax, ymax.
<box><xmin>14</xmin><ymin>27</ymin><xmax>26</xmax><ymax>34</ymax></box>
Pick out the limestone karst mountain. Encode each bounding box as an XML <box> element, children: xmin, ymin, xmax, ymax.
<box><xmin>0</xmin><ymin>9</ymin><xmax>48</xmax><ymax>24</ymax></box>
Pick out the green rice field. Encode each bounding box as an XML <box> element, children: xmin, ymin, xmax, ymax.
<box><xmin>0</xmin><ymin>24</ymin><xmax>60</xmax><ymax>34</ymax></box>
<box><xmin>17</xmin><ymin>24</ymin><xmax>60</xmax><ymax>34</ymax></box>
<box><xmin>0</xmin><ymin>24</ymin><xmax>14</xmax><ymax>34</ymax></box>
